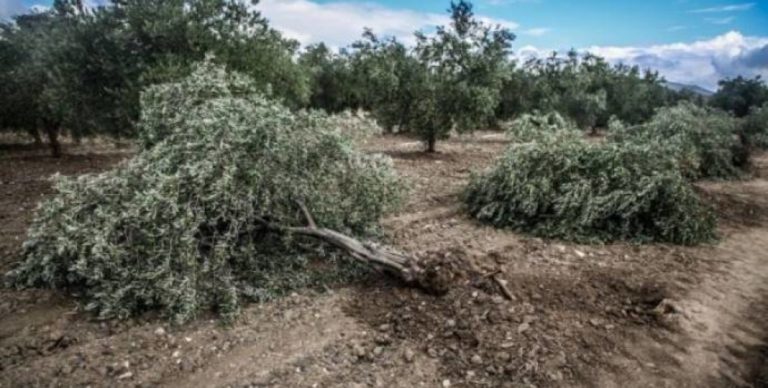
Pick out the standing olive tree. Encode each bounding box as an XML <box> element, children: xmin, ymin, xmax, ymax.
<box><xmin>710</xmin><ymin>76</ymin><xmax>768</xmax><ymax>118</ymax></box>
<box><xmin>407</xmin><ymin>1</ymin><xmax>515</xmax><ymax>152</ymax></box>
<box><xmin>0</xmin><ymin>2</ymin><xmax>80</xmax><ymax>156</ymax></box>
<box><xmin>1</xmin><ymin>0</ymin><xmax>308</xmax><ymax>156</ymax></box>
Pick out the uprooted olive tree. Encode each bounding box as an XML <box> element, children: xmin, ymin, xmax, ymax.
<box><xmin>465</xmin><ymin>116</ymin><xmax>717</xmax><ymax>245</ymax></box>
<box><xmin>6</xmin><ymin>61</ymin><xmax>429</xmax><ymax>323</ymax></box>
<box><xmin>609</xmin><ymin>103</ymin><xmax>749</xmax><ymax>180</ymax></box>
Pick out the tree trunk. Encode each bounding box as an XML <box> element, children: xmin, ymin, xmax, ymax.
<box><xmin>44</xmin><ymin>125</ymin><xmax>62</xmax><ymax>158</ymax></box>
<box><xmin>253</xmin><ymin>203</ymin><xmax>440</xmax><ymax>291</ymax></box>
<box><xmin>28</xmin><ymin>129</ymin><xmax>43</xmax><ymax>146</ymax></box>
<box><xmin>426</xmin><ymin>135</ymin><xmax>437</xmax><ymax>153</ymax></box>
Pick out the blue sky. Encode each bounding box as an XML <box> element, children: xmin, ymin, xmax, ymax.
<box><xmin>4</xmin><ymin>0</ymin><xmax>768</xmax><ymax>89</ymax></box>
<box><xmin>319</xmin><ymin>0</ymin><xmax>768</xmax><ymax>48</ymax></box>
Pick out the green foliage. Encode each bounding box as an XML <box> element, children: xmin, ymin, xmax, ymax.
<box><xmin>464</xmin><ymin>127</ymin><xmax>716</xmax><ymax>245</ymax></box>
<box><xmin>0</xmin><ymin>0</ymin><xmax>307</xmax><ymax>154</ymax></box>
<box><xmin>497</xmin><ymin>52</ymin><xmax>672</xmax><ymax>129</ymax></box>
<box><xmin>0</xmin><ymin>6</ymin><xmax>76</xmax><ymax>154</ymax></box>
<box><xmin>406</xmin><ymin>1</ymin><xmax>515</xmax><ymax>151</ymax></box>
<box><xmin>6</xmin><ymin>62</ymin><xmax>404</xmax><ymax>323</ymax></box>
<box><xmin>304</xmin><ymin>1</ymin><xmax>515</xmax><ymax>151</ymax></box>
<box><xmin>502</xmin><ymin>111</ymin><xmax>579</xmax><ymax>142</ymax></box>
<box><xmin>711</xmin><ymin>76</ymin><xmax>768</xmax><ymax>118</ymax></box>
<box><xmin>610</xmin><ymin>103</ymin><xmax>747</xmax><ymax>180</ymax></box>
<box><xmin>741</xmin><ymin>104</ymin><xmax>768</xmax><ymax>149</ymax></box>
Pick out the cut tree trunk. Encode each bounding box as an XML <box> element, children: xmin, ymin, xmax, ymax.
<box><xmin>254</xmin><ymin>203</ymin><xmax>430</xmax><ymax>288</ymax></box>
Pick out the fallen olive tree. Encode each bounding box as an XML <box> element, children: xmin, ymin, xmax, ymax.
<box><xmin>465</xmin><ymin>119</ymin><xmax>717</xmax><ymax>245</ymax></box>
<box><xmin>6</xmin><ymin>61</ymin><xmax>427</xmax><ymax>323</ymax></box>
<box><xmin>609</xmin><ymin>103</ymin><xmax>748</xmax><ymax>180</ymax></box>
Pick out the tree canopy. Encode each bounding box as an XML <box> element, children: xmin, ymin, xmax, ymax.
<box><xmin>711</xmin><ymin>76</ymin><xmax>768</xmax><ymax>118</ymax></box>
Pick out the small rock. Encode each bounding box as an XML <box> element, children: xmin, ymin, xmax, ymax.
<box><xmin>378</xmin><ymin>324</ymin><xmax>391</xmax><ymax>332</ymax></box>
<box><xmin>442</xmin><ymin>379</ymin><xmax>451</xmax><ymax>387</ymax></box>
<box><xmin>589</xmin><ymin>319</ymin><xmax>601</xmax><ymax>327</ymax></box>
<box><xmin>445</xmin><ymin>319</ymin><xmax>456</xmax><ymax>328</ymax></box>
<box><xmin>374</xmin><ymin>334</ymin><xmax>392</xmax><ymax>345</ymax></box>
<box><xmin>154</xmin><ymin>327</ymin><xmax>166</xmax><ymax>336</ymax></box>
<box><xmin>403</xmin><ymin>348</ymin><xmax>415</xmax><ymax>362</ymax></box>
<box><xmin>172</xmin><ymin>350</ymin><xmax>181</xmax><ymax>358</ymax></box>
<box><xmin>60</xmin><ymin>364</ymin><xmax>74</xmax><ymax>375</ymax></box>
<box><xmin>471</xmin><ymin>354</ymin><xmax>483</xmax><ymax>365</ymax></box>
<box><xmin>353</xmin><ymin>344</ymin><xmax>366</xmax><ymax>358</ymax></box>
<box><xmin>117</xmin><ymin>371</ymin><xmax>133</xmax><ymax>380</ymax></box>
<box><xmin>517</xmin><ymin>322</ymin><xmax>530</xmax><ymax>334</ymax></box>
<box><xmin>653</xmin><ymin>299</ymin><xmax>677</xmax><ymax>315</ymax></box>
<box><xmin>549</xmin><ymin>371</ymin><xmax>564</xmax><ymax>381</ymax></box>
<box><xmin>574</xmin><ymin>250</ymin><xmax>586</xmax><ymax>258</ymax></box>
<box><xmin>48</xmin><ymin>330</ymin><xmax>64</xmax><ymax>342</ymax></box>
<box><xmin>373</xmin><ymin>346</ymin><xmax>384</xmax><ymax>356</ymax></box>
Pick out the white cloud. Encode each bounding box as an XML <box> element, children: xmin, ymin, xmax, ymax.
<box><xmin>29</xmin><ymin>4</ymin><xmax>50</xmax><ymax>13</ymax></box>
<box><xmin>255</xmin><ymin>0</ymin><xmax>522</xmax><ymax>48</ymax></box>
<box><xmin>256</xmin><ymin>2</ymin><xmax>765</xmax><ymax>90</ymax></box>
<box><xmin>521</xmin><ymin>27</ymin><xmax>551</xmax><ymax>36</ymax></box>
<box><xmin>255</xmin><ymin>0</ymin><xmax>446</xmax><ymax>48</ymax></box>
<box><xmin>706</xmin><ymin>16</ymin><xmax>736</xmax><ymax>24</ymax></box>
<box><xmin>583</xmin><ymin>31</ymin><xmax>768</xmax><ymax>89</ymax></box>
<box><xmin>0</xmin><ymin>0</ymin><xmax>25</xmax><ymax>20</ymax></box>
<box><xmin>510</xmin><ymin>31</ymin><xmax>768</xmax><ymax>89</ymax></box>
<box><xmin>690</xmin><ymin>2</ymin><xmax>755</xmax><ymax>13</ymax></box>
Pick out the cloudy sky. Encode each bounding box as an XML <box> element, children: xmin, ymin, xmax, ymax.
<box><xmin>5</xmin><ymin>0</ymin><xmax>768</xmax><ymax>90</ymax></box>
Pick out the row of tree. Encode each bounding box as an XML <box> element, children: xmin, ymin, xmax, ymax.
<box><xmin>2</xmin><ymin>0</ymin><xmax>767</xmax><ymax>155</ymax></box>
<box><xmin>0</xmin><ymin>0</ymin><xmax>307</xmax><ymax>156</ymax></box>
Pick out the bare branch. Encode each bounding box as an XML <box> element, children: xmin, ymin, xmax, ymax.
<box><xmin>493</xmin><ymin>275</ymin><xmax>515</xmax><ymax>301</ymax></box>
<box><xmin>296</xmin><ymin>201</ymin><xmax>318</xmax><ymax>229</ymax></box>
<box><xmin>253</xmin><ymin>215</ymin><xmax>424</xmax><ymax>285</ymax></box>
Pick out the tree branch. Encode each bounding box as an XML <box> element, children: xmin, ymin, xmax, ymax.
<box><xmin>253</xmin><ymin>214</ymin><xmax>424</xmax><ymax>285</ymax></box>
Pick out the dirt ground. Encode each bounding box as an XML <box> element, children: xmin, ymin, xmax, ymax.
<box><xmin>0</xmin><ymin>133</ymin><xmax>767</xmax><ymax>387</ymax></box>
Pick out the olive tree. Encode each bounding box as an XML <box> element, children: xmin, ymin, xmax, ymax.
<box><xmin>406</xmin><ymin>1</ymin><xmax>515</xmax><ymax>152</ymax></box>
<box><xmin>711</xmin><ymin>76</ymin><xmax>768</xmax><ymax>118</ymax></box>
<box><xmin>0</xmin><ymin>3</ymin><xmax>78</xmax><ymax>156</ymax></box>
<box><xmin>1</xmin><ymin>0</ymin><xmax>309</xmax><ymax>155</ymax></box>
<box><xmin>7</xmin><ymin>62</ymin><xmax>428</xmax><ymax>323</ymax></box>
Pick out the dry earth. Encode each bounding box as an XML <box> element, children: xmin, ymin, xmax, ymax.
<box><xmin>0</xmin><ymin>134</ymin><xmax>766</xmax><ymax>387</ymax></box>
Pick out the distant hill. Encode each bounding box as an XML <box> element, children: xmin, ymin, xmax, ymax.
<box><xmin>662</xmin><ymin>81</ymin><xmax>715</xmax><ymax>97</ymax></box>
